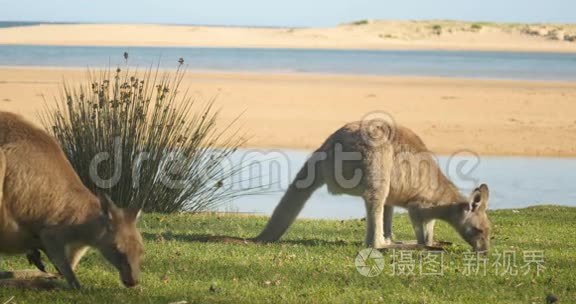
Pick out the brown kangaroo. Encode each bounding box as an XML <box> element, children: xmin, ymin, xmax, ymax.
<box><xmin>256</xmin><ymin>120</ymin><xmax>491</xmax><ymax>251</ymax></box>
<box><xmin>0</xmin><ymin>111</ymin><xmax>144</xmax><ymax>289</ymax></box>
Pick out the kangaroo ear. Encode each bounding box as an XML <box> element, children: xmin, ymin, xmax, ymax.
<box><xmin>470</xmin><ymin>184</ymin><xmax>489</xmax><ymax>212</ymax></box>
<box><xmin>99</xmin><ymin>193</ymin><xmax>120</xmax><ymax>221</ymax></box>
<box><xmin>125</xmin><ymin>207</ymin><xmax>142</xmax><ymax>223</ymax></box>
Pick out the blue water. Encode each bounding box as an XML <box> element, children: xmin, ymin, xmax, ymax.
<box><xmin>1</xmin><ymin>45</ymin><xmax>576</xmax><ymax>80</ymax></box>
<box><xmin>225</xmin><ymin>149</ymin><xmax>576</xmax><ymax>219</ymax></box>
<box><xmin>0</xmin><ymin>21</ymin><xmax>44</xmax><ymax>28</ymax></box>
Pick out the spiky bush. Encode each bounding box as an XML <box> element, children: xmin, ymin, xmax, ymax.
<box><xmin>41</xmin><ymin>58</ymin><xmax>250</xmax><ymax>213</ymax></box>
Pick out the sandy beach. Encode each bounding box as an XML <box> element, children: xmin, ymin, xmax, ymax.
<box><xmin>1</xmin><ymin>67</ymin><xmax>575</xmax><ymax>157</ymax></box>
<box><xmin>0</xmin><ymin>21</ymin><xmax>575</xmax><ymax>52</ymax></box>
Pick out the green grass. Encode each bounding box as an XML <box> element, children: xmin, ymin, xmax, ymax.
<box><xmin>1</xmin><ymin>206</ymin><xmax>575</xmax><ymax>303</ymax></box>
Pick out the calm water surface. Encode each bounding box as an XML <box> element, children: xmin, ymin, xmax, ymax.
<box><xmin>1</xmin><ymin>45</ymin><xmax>576</xmax><ymax>80</ymax></box>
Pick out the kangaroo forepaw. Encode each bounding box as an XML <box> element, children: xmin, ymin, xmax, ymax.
<box><xmin>26</xmin><ymin>250</ymin><xmax>47</xmax><ymax>273</ymax></box>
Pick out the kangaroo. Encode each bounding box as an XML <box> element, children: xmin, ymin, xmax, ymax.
<box><xmin>0</xmin><ymin>111</ymin><xmax>144</xmax><ymax>289</ymax></box>
<box><xmin>256</xmin><ymin>119</ymin><xmax>491</xmax><ymax>251</ymax></box>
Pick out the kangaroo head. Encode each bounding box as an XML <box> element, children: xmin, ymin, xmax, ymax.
<box><xmin>95</xmin><ymin>195</ymin><xmax>144</xmax><ymax>288</ymax></box>
<box><xmin>452</xmin><ymin>184</ymin><xmax>491</xmax><ymax>252</ymax></box>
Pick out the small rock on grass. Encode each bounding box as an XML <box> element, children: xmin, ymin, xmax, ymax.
<box><xmin>209</xmin><ymin>283</ymin><xmax>220</xmax><ymax>293</ymax></box>
<box><xmin>546</xmin><ymin>294</ymin><xmax>558</xmax><ymax>304</ymax></box>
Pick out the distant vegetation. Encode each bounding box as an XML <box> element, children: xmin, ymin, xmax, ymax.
<box><xmin>350</xmin><ymin>19</ymin><xmax>371</xmax><ymax>26</ymax></box>
<box><xmin>470</xmin><ymin>23</ymin><xmax>483</xmax><ymax>31</ymax></box>
<box><xmin>343</xmin><ymin>20</ymin><xmax>576</xmax><ymax>43</ymax></box>
<box><xmin>432</xmin><ymin>24</ymin><xmax>443</xmax><ymax>35</ymax></box>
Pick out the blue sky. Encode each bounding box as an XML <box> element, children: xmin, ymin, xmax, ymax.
<box><xmin>0</xmin><ymin>0</ymin><xmax>575</xmax><ymax>27</ymax></box>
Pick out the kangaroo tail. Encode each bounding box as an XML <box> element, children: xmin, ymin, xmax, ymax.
<box><xmin>255</xmin><ymin>152</ymin><xmax>325</xmax><ymax>242</ymax></box>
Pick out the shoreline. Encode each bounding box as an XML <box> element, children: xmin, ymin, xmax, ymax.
<box><xmin>2</xmin><ymin>42</ymin><xmax>576</xmax><ymax>54</ymax></box>
<box><xmin>0</xmin><ymin>23</ymin><xmax>575</xmax><ymax>53</ymax></box>
<box><xmin>3</xmin><ymin>64</ymin><xmax>576</xmax><ymax>83</ymax></box>
<box><xmin>1</xmin><ymin>67</ymin><xmax>576</xmax><ymax>157</ymax></box>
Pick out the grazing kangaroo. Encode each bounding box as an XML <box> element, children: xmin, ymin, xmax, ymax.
<box><xmin>256</xmin><ymin>120</ymin><xmax>491</xmax><ymax>251</ymax></box>
<box><xmin>0</xmin><ymin>112</ymin><xmax>144</xmax><ymax>289</ymax></box>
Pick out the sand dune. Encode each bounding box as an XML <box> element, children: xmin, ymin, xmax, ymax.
<box><xmin>1</xmin><ymin>67</ymin><xmax>576</xmax><ymax>157</ymax></box>
<box><xmin>0</xmin><ymin>21</ymin><xmax>575</xmax><ymax>52</ymax></box>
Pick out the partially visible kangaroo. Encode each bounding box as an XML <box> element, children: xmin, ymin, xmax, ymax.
<box><xmin>0</xmin><ymin>112</ymin><xmax>144</xmax><ymax>289</ymax></box>
<box><xmin>256</xmin><ymin>119</ymin><xmax>491</xmax><ymax>251</ymax></box>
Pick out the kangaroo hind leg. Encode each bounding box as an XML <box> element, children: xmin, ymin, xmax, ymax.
<box><xmin>362</xmin><ymin>192</ymin><xmax>388</xmax><ymax>248</ymax></box>
<box><xmin>362</xmin><ymin>147</ymin><xmax>393</xmax><ymax>249</ymax></box>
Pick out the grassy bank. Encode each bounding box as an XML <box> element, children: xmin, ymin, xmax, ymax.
<box><xmin>0</xmin><ymin>206</ymin><xmax>574</xmax><ymax>303</ymax></box>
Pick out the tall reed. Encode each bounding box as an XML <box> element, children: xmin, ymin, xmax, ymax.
<box><xmin>41</xmin><ymin>58</ymin><xmax>250</xmax><ymax>213</ymax></box>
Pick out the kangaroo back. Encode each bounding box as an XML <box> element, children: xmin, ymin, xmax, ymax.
<box><xmin>0</xmin><ymin>112</ymin><xmax>100</xmax><ymax>227</ymax></box>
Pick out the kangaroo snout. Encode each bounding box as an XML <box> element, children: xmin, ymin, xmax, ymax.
<box><xmin>121</xmin><ymin>277</ymin><xmax>139</xmax><ymax>288</ymax></box>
